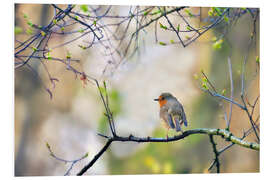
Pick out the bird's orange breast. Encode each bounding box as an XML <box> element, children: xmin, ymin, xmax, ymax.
<box><xmin>158</xmin><ymin>99</ymin><xmax>167</xmax><ymax>108</ymax></box>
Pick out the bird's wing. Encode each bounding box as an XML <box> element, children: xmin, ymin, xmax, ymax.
<box><xmin>167</xmin><ymin>113</ymin><xmax>175</xmax><ymax>129</ymax></box>
<box><xmin>160</xmin><ymin>107</ymin><xmax>175</xmax><ymax>129</ymax></box>
<box><xmin>171</xmin><ymin>101</ymin><xmax>188</xmax><ymax>127</ymax></box>
<box><xmin>171</xmin><ymin>114</ymin><xmax>182</xmax><ymax>132</ymax></box>
<box><xmin>169</xmin><ymin>108</ymin><xmax>181</xmax><ymax>131</ymax></box>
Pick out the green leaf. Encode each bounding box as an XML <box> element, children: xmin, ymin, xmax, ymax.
<box><xmin>221</xmin><ymin>89</ymin><xmax>226</xmax><ymax>96</ymax></box>
<box><xmin>32</xmin><ymin>47</ymin><xmax>37</xmax><ymax>52</ymax></box>
<box><xmin>159</xmin><ymin>41</ymin><xmax>167</xmax><ymax>46</ymax></box>
<box><xmin>185</xmin><ymin>35</ymin><xmax>191</xmax><ymax>40</ymax></box>
<box><xmin>212</xmin><ymin>39</ymin><xmax>223</xmax><ymax>50</ymax></box>
<box><xmin>75</xmin><ymin>16</ymin><xmax>78</xmax><ymax>20</ymax></box>
<box><xmin>66</xmin><ymin>51</ymin><xmax>71</xmax><ymax>59</ymax></box>
<box><xmin>202</xmin><ymin>82</ymin><xmax>208</xmax><ymax>90</ymax></box>
<box><xmin>93</xmin><ymin>20</ymin><xmax>96</xmax><ymax>26</ymax></box>
<box><xmin>23</xmin><ymin>14</ymin><xmax>28</xmax><ymax>19</ymax></box>
<box><xmin>78</xmin><ymin>45</ymin><xmax>86</xmax><ymax>49</ymax></box>
<box><xmin>224</xmin><ymin>15</ymin><xmax>229</xmax><ymax>22</ymax></box>
<box><xmin>143</xmin><ymin>11</ymin><xmax>149</xmax><ymax>16</ymax></box>
<box><xmin>26</xmin><ymin>28</ymin><xmax>33</xmax><ymax>35</ymax></box>
<box><xmin>53</xmin><ymin>19</ymin><xmax>57</xmax><ymax>24</ymax></box>
<box><xmin>170</xmin><ymin>39</ymin><xmax>174</xmax><ymax>44</ymax></box>
<box><xmin>47</xmin><ymin>52</ymin><xmax>52</xmax><ymax>60</ymax></box>
<box><xmin>256</xmin><ymin>56</ymin><xmax>260</xmax><ymax>63</ymax></box>
<box><xmin>214</xmin><ymin>7</ymin><xmax>222</xmax><ymax>16</ymax></box>
<box><xmin>208</xmin><ymin>9</ymin><xmax>214</xmax><ymax>16</ymax></box>
<box><xmin>15</xmin><ymin>26</ymin><xmax>23</xmax><ymax>35</ymax></box>
<box><xmin>83</xmin><ymin>152</ymin><xmax>89</xmax><ymax>158</ymax></box>
<box><xmin>27</xmin><ymin>21</ymin><xmax>33</xmax><ymax>27</ymax></box>
<box><xmin>177</xmin><ymin>24</ymin><xmax>180</xmax><ymax>32</ymax></box>
<box><xmin>202</xmin><ymin>77</ymin><xmax>208</xmax><ymax>82</ymax></box>
<box><xmin>46</xmin><ymin>142</ymin><xmax>51</xmax><ymax>150</ymax></box>
<box><xmin>61</xmin><ymin>27</ymin><xmax>65</xmax><ymax>31</ymax></box>
<box><xmin>185</xmin><ymin>9</ymin><xmax>193</xmax><ymax>17</ymax></box>
<box><xmin>159</xmin><ymin>22</ymin><xmax>167</xmax><ymax>30</ymax></box>
<box><xmin>186</xmin><ymin>26</ymin><xmax>192</xmax><ymax>31</ymax></box>
<box><xmin>78</xmin><ymin>28</ymin><xmax>84</xmax><ymax>33</ymax></box>
<box><xmin>41</xmin><ymin>31</ymin><xmax>46</xmax><ymax>36</ymax></box>
<box><xmin>152</xmin><ymin>10</ymin><xmax>161</xmax><ymax>15</ymax></box>
<box><xmin>80</xmin><ymin>5</ymin><xmax>88</xmax><ymax>12</ymax></box>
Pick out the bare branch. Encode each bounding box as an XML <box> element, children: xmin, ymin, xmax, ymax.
<box><xmin>77</xmin><ymin>128</ymin><xmax>259</xmax><ymax>175</ymax></box>
<box><xmin>227</xmin><ymin>56</ymin><xmax>234</xmax><ymax>129</ymax></box>
<box><xmin>208</xmin><ymin>135</ymin><xmax>220</xmax><ymax>173</ymax></box>
<box><xmin>77</xmin><ymin>139</ymin><xmax>113</xmax><ymax>176</ymax></box>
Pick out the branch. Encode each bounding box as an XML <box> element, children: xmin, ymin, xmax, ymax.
<box><xmin>209</xmin><ymin>135</ymin><xmax>220</xmax><ymax>173</ymax></box>
<box><xmin>52</xmin><ymin>4</ymin><xmax>101</xmax><ymax>41</ymax></box>
<box><xmin>46</xmin><ymin>142</ymin><xmax>88</xmax><ymax>175</ymax></box>
<box><xmin>99</xmin><ymin>128</ymin><xmax>259</xmax><ymax>150</ymax></box>
<box><xmin>227</xmin><ymin>56</ymin><xmax>234</xmax><ymax>129</ymax></box>
<box><xmin>201</xmin><ymin>71</ymin><xmax>246</xmax><ymax>110</ymax></box>
<box><xmin>77</xmin><ymin>128</ymin><xmax>259</xmax><ymax>175</ymax></box>
<box><xmin>207</xmin><ymin>122</ymin><xmax>259</xmax><ymax>169</ymax></box>
<box><xmin>132</xmin><ymin>6</ymin><xmax>187</xmax><ymax>37</ymax></box>
<box><xmin>160</xmin><ymin>7</ymin><xmax>185</xmax><ymax>47</ymax></box>
<box><xmin>77</xmin><ymin>139</ymin><xmax>113</xmax><ymax>175</ymax></box>
<box><xmin>241</xmin><ymin>96</ymin><xmax>260</xmax><ymax>142</ymax></box>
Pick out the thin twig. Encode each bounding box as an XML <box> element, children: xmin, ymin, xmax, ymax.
<box><xmin>227</xmin><ymin>56</ymin><xmax>234</xmax><ymax>129</ymax></box>
<box><xmin>46</xmin><ymin>142</ymin><xmax>88</xmax><ymax>176</ymax></box>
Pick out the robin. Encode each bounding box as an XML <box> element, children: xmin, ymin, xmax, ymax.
<box><xmin>154</xmin><ymin>92</ymin><xmax>188</xmax><ymax>138</ymax></box>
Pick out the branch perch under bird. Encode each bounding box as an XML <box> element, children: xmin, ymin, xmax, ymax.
<box><xmin>77</xmin><ymin>128</ymin><xmax>259</xmax><ymax>175</ymax></box>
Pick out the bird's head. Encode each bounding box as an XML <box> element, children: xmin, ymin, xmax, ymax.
<box><xmin>154</xmin><ymin>92</ymin><xmax>174</xmax><ymax>107</ymax></box>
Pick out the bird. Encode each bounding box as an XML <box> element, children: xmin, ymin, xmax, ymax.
<box><xmin>154</xmin><ymin>92</ymin><xmax>187</xmax><ymax>138</ymax></box>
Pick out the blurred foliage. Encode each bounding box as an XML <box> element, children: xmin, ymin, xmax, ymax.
<box><xmin>14</xmin><ymin>26</ymin><xmax>23</xmax><ymax>35</ymax></box>
<box><xmin>14</xmin><ymin>5</ymin><xmax>259</xmax><ymax>175</ymax></box>
<box><xmin>80</xmin><ymin>5</ymin><xmax>88</xmax><ymax>13</ymax></box>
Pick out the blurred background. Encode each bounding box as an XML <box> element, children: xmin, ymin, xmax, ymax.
<box><xmin>14</xmin><ymin>4</ymin><xmax>259</xmax><ymax>176</ymax></box>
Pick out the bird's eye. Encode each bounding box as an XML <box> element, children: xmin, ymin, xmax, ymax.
<box><xmin>161</xmin><ymin>97</ymin><xmax>165</xmax><ymax>100</ymax></box>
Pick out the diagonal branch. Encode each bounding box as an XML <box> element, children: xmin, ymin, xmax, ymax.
<box><xmin>201</xmin><ymin>71</ymin><xmax>245</xmax><ymax>110</ymax></box>
<box><xmin>209</xmin><ymin>135</ymin><xmax>220</xmax><ymax>173</ymax></box>
<box><xmin>77</xmin><ymin>139</ymin><xmax>113</xmax><ymax>176</ymax></box>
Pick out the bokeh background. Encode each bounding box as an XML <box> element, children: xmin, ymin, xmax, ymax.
<box><xmin>14</xmin><ymin>4</ymin><xmax>259</xmax><ymax>176</ymax></box>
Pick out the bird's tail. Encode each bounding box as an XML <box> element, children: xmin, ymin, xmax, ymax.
<box><xmin>173</xmin><ymin>115</ymin><xmax>182</xmax><ymax>132</ymax></box>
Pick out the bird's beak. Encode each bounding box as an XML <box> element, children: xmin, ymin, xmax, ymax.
<box><xmin>154</xmin><ymin>98</ymin><xmax>159</xmax><ymax>101</ymax></box>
